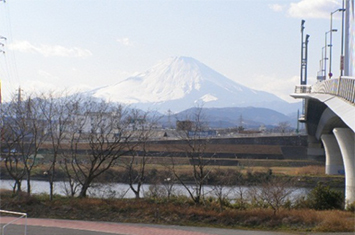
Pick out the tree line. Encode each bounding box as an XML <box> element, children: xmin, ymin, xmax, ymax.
<box><xmin>1</xmin><ymin>92</ymin><xmax>156</xmax><ymax>198</ymax></box>
<box><xmin>0</xmin><ymin>91</ymin><xmax>220</xmax><ymax>203</ymax></box>
<box><xmin>1</xmin><ymin>91</ymin><xmax>346</xmax><ymax>212</ymax></box>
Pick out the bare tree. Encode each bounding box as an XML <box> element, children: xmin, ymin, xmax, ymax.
<box><xmin>62</xmin><ymin>100</ymin><xmax>133</xmax><ymax>198</ymax></box>
<box><xmin>161</xmin><ymin>170</ymin><xmax>176</xmax><ymax>200</ymax></box>
<box><xmin>171</xmin><ymin>107</ymin><xmax>214</xmax><ymax>204</ymax></box>
<box><xmin>249</xmin><ymin>177</ymin><xmax>294</xmax><ymax>215</ymax></box>
<box><xmin>211</xmin><ymin>169</ymin><xmax>241</xmax><ymax>211</ymax></box>
<box><xmin>59</xmin><ymin>98</ymin><xmax>86</xmax><ymax>197</ymax></box>
<box><xmin>121</xmin><ymin>110</ymin><xmax>157</xmax><ymax>199</ymax></box>
<box><xmin>276</xmin><ymin>122</ymin><xmax>291</xmax><ymax>134</ymax></box>
<box><xmin>1</xmin><ymin>93</ymin><xmax>46</xmax><ymax>195</ymax></box>
<box><xmin>1</xmin><ymin>121</ymin><xmax>25</xmax><ymax>193</ymax></box>
<box><xmin>60</xmin><ymin>157</ymin><xmax>81</xmax><ymax>197</ymax></box>
<box><xmin>38</xmin><ymin>91</ymin><xmax>80</xmax><ymax>200</ymax></box>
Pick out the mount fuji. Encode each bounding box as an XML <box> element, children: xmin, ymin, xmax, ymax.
<box><xmin>88</xmin><ymin>56</ymin><xmax>299</xmax><ymax>114</ymax></box>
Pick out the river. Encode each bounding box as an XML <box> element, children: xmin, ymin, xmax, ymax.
<box><xmin>0</xmin><ymin>179</ymin><xmax>309</xmax><ymax>201</ymax></box>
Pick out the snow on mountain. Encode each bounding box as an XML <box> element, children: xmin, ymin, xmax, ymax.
<box><xmin>89</xmin><ymin>56</ymin><xmax>299</xmax><ymax>114</ymax></box>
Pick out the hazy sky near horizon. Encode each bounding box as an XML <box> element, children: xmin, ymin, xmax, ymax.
<box><xmin>0</xmin><ymin>0</ymin><xmax>345</xmax><ymax>103</ymax></box>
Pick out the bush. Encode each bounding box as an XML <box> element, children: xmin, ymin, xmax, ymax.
<box><xmin>306</xmin><ymin>183</ymin><xmax>344</xmax><ymax>210</ymax></box>
<box><xmin>144</xmin><ymin>184</ymin><xmax>166</xmax><ymax>199</ymax></box>
<box><xmin>346</xmin><ymin>201</ymin><xmax>355</xmax><ymax>212</ymax></box>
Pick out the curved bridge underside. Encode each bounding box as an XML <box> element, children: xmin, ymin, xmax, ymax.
<box><xmin>291</xmin><ymin>92</ymin><xmax>355</xmax><ymax>208</ymax></box>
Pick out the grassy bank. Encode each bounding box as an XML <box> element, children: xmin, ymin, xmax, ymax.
<box><xmin>0</xmin><ymin>191</ymin><xmax>354</xmax><ymax>233</ymax></box>
<box><xmin>0</xmin><ymin>162</ymin><xmax>344</xmax><ymax>189</ymax></box>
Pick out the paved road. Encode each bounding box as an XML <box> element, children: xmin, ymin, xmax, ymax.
<box><xmin>0</xmin><ymin>217</ymin><xmax>354</xmax><ymax>235</ymax></box>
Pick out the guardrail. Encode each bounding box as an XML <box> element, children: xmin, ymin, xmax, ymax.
<box><xmin>294</xmin><ymin>77</ymin><xmax>355</xmax><ymax>105</ymax></box>
<box><xmin>0</xmin><ymin>210</ymin><xmax>27</xmax><ymax>235</ymax></box>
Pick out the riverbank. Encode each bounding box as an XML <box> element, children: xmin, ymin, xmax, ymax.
<box><xmin>0</xmin><ymin>191</ymin><xmax>354</xmax><ymax>233</ymax></box>
<box><xmin>0</xmin><ymin>164</ymin><xmax>345</xmax><ymax>189</ymax></box>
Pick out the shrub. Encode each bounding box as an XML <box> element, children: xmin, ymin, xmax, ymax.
<box><xmin>233</xmin><ymin>197</ymin><xmax>250</xmax><ymax>210</ymax></box>
<box><xmin>306</xmin><ymin>183</ymin><xmax>344</xmax><ymax>210</ymax></box>
<box><xmin>346</xmin><ymin>201</ymin><xmax>355</xmax><ymax>212</ymax></box>
<box><xmin>144</xmin><ymin>184</ymin><xmax>166</xmax><ymax>199</ymax></box>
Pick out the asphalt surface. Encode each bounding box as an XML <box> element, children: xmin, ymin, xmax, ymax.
<box><xmin>0</xmin><ymin>217</ymin><xmax>354</xmax><ymax>235</ymax></box>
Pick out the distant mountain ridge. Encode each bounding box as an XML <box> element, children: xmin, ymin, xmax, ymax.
<box><xmin>87</xmin><ymin>56</ymin><xmax>300</xmax><ymax>114</ymax></box>
<box><xmin>165</xmin><ymin>106</ymin><xmax>296</xmax><ymax>129</ymax></box>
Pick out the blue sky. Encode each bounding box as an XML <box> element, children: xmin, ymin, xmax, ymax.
<box><xmin>0</xmin><ymin>0</ymin><xmax>345</xmax><ymax>102</ymax></box>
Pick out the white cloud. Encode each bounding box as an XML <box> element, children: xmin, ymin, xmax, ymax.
<box><xmin>12</xmin><ymin>80</ymin><xmax>94</xmax><ymax>99</ymax></box>
<box><xmin>117</xmin><ymin>37</ymin><xmax>134</xmax><ymax>47</ymax></box>
<box><xmin>288</xmin><ymin>0</ymin><xmax>341</xmax><ymax>19</ymax></box>
<box><xmin>21</xmin><ymin>80</ymin><xmax>59</xmax><ymax>96</ymax></box>
<box><xmin>269</xmin><ymin>4</ymin><xmax>285</xmax><ymax>12</ymax></box>
<box><xmin>240</xmin><ymin>74</ymin><xmax>300</xmax><ymax>103</ymax></box>
<box><xmin>38</xmin><ymin>69</ymin><xmax>58</xmax><ymax>80</ymax></box>
<box><xmin>8</xmin><ymin>40</ymin><xmax>92</xmax><ymax>57</ymax></box>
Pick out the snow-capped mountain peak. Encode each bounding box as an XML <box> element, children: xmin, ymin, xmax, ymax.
<box><xmin>90</xmin><ymin>56</ymin><xmax>294</xmax><ymax>114</ymax></box>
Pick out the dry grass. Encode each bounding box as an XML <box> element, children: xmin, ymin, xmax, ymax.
<box><xmin>291</xmin><ymin>165</ymin><xmax>325</xmax><ymax>175</ymax></box>
<box><xmin>146</xmin><ymin>143</ymin><xmax>282</xmax><ymax>155</ymax></box>
<box><xmin>0</xmin><ymin>191</ymin><xmax>353</xmax><ymax>233</ymax></box>
<box><xmin>312</xmin><ymin>210</ymin><xmax>355</xmax><ymax>232</ymax></box>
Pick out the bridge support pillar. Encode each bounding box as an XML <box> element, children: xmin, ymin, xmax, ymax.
<box><xmin>333</xmin><ymin>128</ymin><xmax>355</xmax><ymax>208</ymax></box>
<box><xmin>307</xmin><ymin>136</ymin><xmax>325</xmax><ymax>160</ymax></box>
<box><xmin>321</xmin><ymin>134</ymin><xmax>344</xmax><ymax>175</ymax></box>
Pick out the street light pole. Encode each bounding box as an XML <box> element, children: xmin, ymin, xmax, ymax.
<box><xmin>329</xmin><ymin>8</ymin><xmax>345</xmax><ymax>78</ymax></box>
<box><xmin>324</xmin><ymin>31</ymin><xmax>329</xmax><ymax>79</ymax></box>
<box><xmin>324</xmin><ymin>30</ymin><xmax>336</xmax><ymax>79</ymax></box>
<box><xmin>340</xmin><ymin>0</ymin><xmax>346</xmax><ymax>76</ymax></box>
<box><xmin>305</xmin><ymin>34</ymin><xmax>310</xmax><ymax>84</ymax></box>
<box><xmin>328</xmin><ymin>27</ymin><xmax>338</xmax><ymax>78</ymax></box>
<box><xmin>322</xmin><ymin>46</ymin><xmax>326</xmax><ymax>79</ymax></box>
<box><xmin>300</xmin><ymin>20</ymin><xmax>305</xmax><ymax>85</ymax></box>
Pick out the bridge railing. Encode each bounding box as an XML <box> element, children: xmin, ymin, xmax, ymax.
<box><xmin>294</xmin><ymin>77</ymin><xmax>355</xmax><ymax>105</ymax></box>
<box><xmin>294</xmin><ymin>85</ymin><xmax>311</xmax><ymax>93</ymax></box>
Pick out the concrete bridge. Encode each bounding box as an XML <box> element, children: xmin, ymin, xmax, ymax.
<box><xmin>291</xmin><ymin>76</ymin><xmax>355</xmax><ymax>208</ymax></box>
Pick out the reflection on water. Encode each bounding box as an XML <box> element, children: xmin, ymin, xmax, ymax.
<box><xmin>0</xmin><ymin>179</ymin><xmax>309</xmax><ymax>200</ymax></box>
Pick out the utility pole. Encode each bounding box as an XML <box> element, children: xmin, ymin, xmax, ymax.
<box><xmin>238</xmin><ymin>114</ymin><xmax>244</xmax><ymax>133</ymax></box>
<box><xmin>17</xmin><ymin>87</ymin><xmax>22</xmax><ymax>103</ymax></box>
<box><xmin>0</xmin><ymin>0</ymin><xmax>6</xmax><ymax>153</ymax></box>
<box><xmin>167</xmin><ymin>109</ymin><xmax>172</xmax><ymax>129</ymax></box>
<box><xmin>16</xmin><ymin>87</ymin><xmax>23</xmax><ymax>118</ymax></box>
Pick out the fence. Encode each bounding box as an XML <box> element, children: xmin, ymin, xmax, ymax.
<box><xmin>294</xmin><ymin>76</ymin><xmax>355</xmax><ymax>105</ymax></box>
<box><xmin>0</xmin><ymin>210</ymin><xmax>27</xmax><ymax>235</ymax></box>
